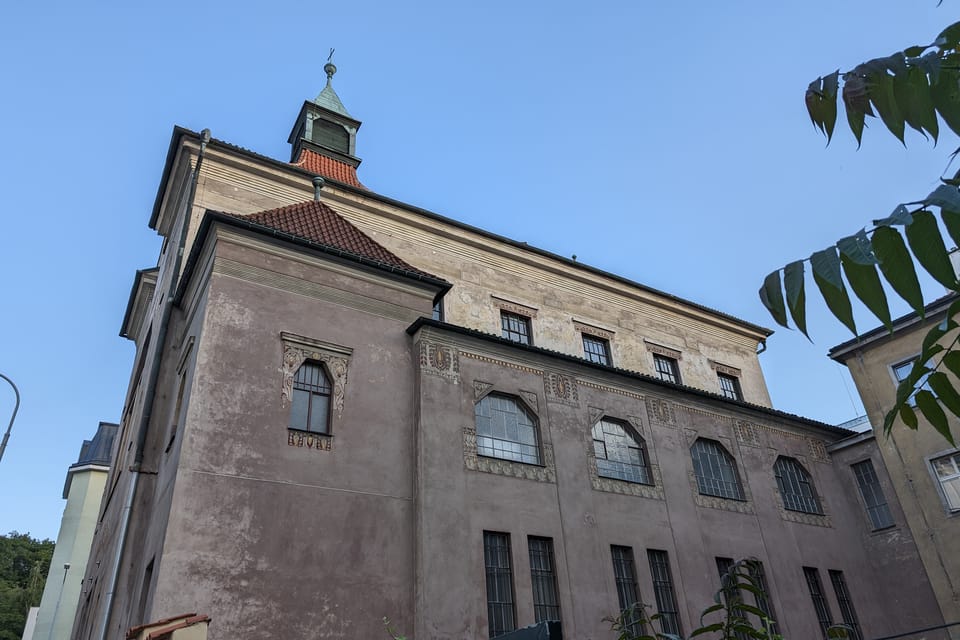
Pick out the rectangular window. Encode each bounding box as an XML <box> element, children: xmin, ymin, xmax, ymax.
<box><xmin>501</xmin><ymin>311</ymin><xmax>532</xmax><ymax>345</ymax></box>
<box><xmin>611</xmin><ymin>546</ymin><xmax>644</xmax><ymax>637</ymax></box>
<box><xmin>718</xmin><ymin>373</ymin><xmax>743</xmax><ymax>400</ymax></box>
<box><xmin>748</xmin><ymin>560</ymin><xmax>779</xmax><ymax>635</ymax></box>
<box><xmin>829</xmin><ymin>570</ymin><xmax>863</xmax><ymax>640</ymax></box>
<box><xmin>715</xmin><ymin>558</ymin><xmax>747</xmax><ymax>640</ymax></box>
<box><xmin>484</xmin><ymin>532</ymin><xmax>516</xmax><ymax>638</ymax></box>
<box><xmin>931</xmin><ymin>452</ymin><xmax>960</xmax><ymax>511</ymax></box>
<box><xmin>432</xmin><ymin>299</ymin><xmax>444</xmax><ymax>322</ymax></box>
<box><xmin>803</xmin><ymin>567</ymin><xmax>833</xmax><ymax>637</ymax></box>
<box><xmin>654</xmin><ymin>354</ymin><xmax>681</xmax><ymax>384</ymax></box>
<box><xmin>892</xmin><ymin>357</ymin><xmax>934</xmax><ymax>403</ymax></box>
<box><xmin>647</xmin><ymin>550</ymin><xmax>682</xmax><ymax>637</ymax></box>
<box><xmin>851</xmin><ymin>460</ymin><xmax>895</xmax><ymax>529</ymax></box>
<box><xmin>582</xmin><ymin>334</ymin><xmax>611</xmax><ymax>365</ymax></box>
<box><xmin>528</xmin><ymin>537</ymin><xmax>560</xmax><ymax>623</ymax></box>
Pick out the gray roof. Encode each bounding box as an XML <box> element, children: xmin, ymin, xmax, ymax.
<box><xmin>73</xmin><ymin>422</ymin><xmax>118</xmax><ymax>468</ymax></box>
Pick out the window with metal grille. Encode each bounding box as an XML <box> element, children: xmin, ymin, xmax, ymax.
<box><xmin>654</xmin><ymin>354</ymin><xmax>681</xmax><ymax>384</ymax></box>
<box><xmin>592</xmin><ymin>419</ymin><xmax>651</xmax><ymax>484</ymax></box>
<box><xmin>611</xmin><ymin>546</ymin><xmax>644</xmax><ymax>637</ymax></box>
<box><xmin>582</xmin><ymin>334</ymin><xmax>611</xmax><ymax>365</ymax></box>
<box><xmin>829</xmin><ymin>570</ymin><xmax>863</xmax><ymax>640</ymax></box>
<box><xmin>484</xmin><ymin>532</ymin><xmax>516</xmax><ymax>638</ymax></box>
<box><xmin>528</xmin><ymin>537</ymin><xmax>561</xmax><ymax>623</ymax></box>
<box><xmin>289</xmin><ymin>361</ymin><xmax>331</xmax><ymax>433</ymax></box>
<box><xmin>715</xmin><ymin>558</ymin><xmax>747</xmax><ymax>640</ymax></box>
<box><xmin>774</xmin><ymin>457</ymin><xmax>823</xmax><ymax>514</ymax></box>
<box><xmin>803</xmin><ymin>567</ymin><xmax>833</xmax><ymax>638</ymax></box>
<box><xmin>718</xmin><ymin>373</ymin><xmax>743</xmax><ymax>400</ymax></box>
<box><xmin>647</xmin><ymin>550</ymin><xmax>682</xmax><ymax>637</ymax></box>
<box><xmin>501</xmin><ymin>311</ymin><xmax>532</xmax><ymax>345</ymax></box>
<box><xmin>931</xmin><ymin>452</ymin><xmax>960</xmax><ymax>511</ymax></box>
<box><xmin>851</xmin><ymin>460</ymin><xmax>894</xmax><ymax>529</ymax></box>
<box><xmin>691</xmin><ymin>439</ymin><xmax>745</xmax><ymax>500</ymax></box>
<box><xmin>475</xmin><ymin>394</ymin><xmax>541</xmax><ymax>465</ymax></box>
<box><xmin>747</xmin><ymin>560</ymin><xmax>779</xmax><ymax>635</ymax></box>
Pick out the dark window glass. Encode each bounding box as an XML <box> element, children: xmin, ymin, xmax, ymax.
<box><xmin>432</xmin><ymin>299</ymin><xmax>444</xmax><ymax>322</ymax></box>
<box><xmin>851</xmin><ymin>460</ymin><xmax>894</xmax><ymax>529</ymax></box>
<box><xmin>775</xmin><ymin>457</ymin><xmax>823</xmax><ymax>514</ymax></box>
<box><xmin>654</xmin><ymin>354</ymin><xmax>681</xmax><ymax>384</ymax></box>
<box><xmin>718</xmin><ymin>373</ymin><xmax>743</xmax><ymax>400</ymax></box>
<box><xmin>289</xmin><ymin>362</ymin><xmax>331</xmax><ymax>434</ymax></box>
<box><xmin>803</xmin><ymin>567</ymin><xmax>833</xmax><ymax>638</ymax></box>
<box><xmin>611</xmin><ymin>546</ymin><xmax>644</xmax><ymax>638</ymax></box>
<box><xmin>484</xmin><ymin>532</ymin><xmax>516</xmax><ymax>638</ymax></box>
<box><xmin>501</xmin><ymin>311</ymin><xmax>532</xmax><ymax>345</ymax></box>
<box><xmin>829</xmin><ymin>570</ymin><xmax>863</xmax><ymax>640</ymax></box>
<box><xmin>582</xmin><ymin>335</ymin><xmax>611</xmax><ymax>365</ymax></box>
<box><xmin>528</xmin><ymin>537</ymin><xmax>560</xmax><ymax>623</ymax></box>
<box><xmin>475</xmin><ymin>394</ymin><xmax>541</xmax><ymax>465</ymax></box>
<box><xmin>647</xmin><ymin>550</ymin><xmax>682</xmax><ymax>637</ymax></box>
<box><xmin>747</xmin><ymin>560</ymin><xmax>779</xmax><ymax>635</ymax></box>
<box><xmin>691</xmin><ymin>439</ymin><xmax>745</xmax><ymax>500</ymax></box>
<box><xmin>592</xmin><ymin>419</ymin><xmax>651</xmax><ymax>484</ymax></box>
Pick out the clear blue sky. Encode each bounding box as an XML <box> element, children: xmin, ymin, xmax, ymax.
<box><xmin>0</xmin><ymin>1</ymin><xmax>951</xmax><ymax>540</ymax></box>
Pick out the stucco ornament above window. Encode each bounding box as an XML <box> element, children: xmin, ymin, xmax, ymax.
<box><xmin>280</xmin><ymin>332</ymin><xmax>352</xmax><ymax>418</ymax></box>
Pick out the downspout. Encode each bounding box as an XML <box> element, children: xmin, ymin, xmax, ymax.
<box><xmin>97</xmin><ymin>129</ymin><xmax>210</xmax><ymax>640</ymax></box>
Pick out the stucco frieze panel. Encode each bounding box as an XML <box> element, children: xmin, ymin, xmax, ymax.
<box><xmin>280</xmin><ymin>332</ymin><xmax>351</xmax><ymax>419</ymax></box>
<box><xmin>735</xmin><ymin>421</ymin><xmax>762</xmax><ymax>448</ymax></box>
<box><xmin>473</xmin><ymin>380</ymin><xmax>494</xmax><ymax>399</ymax></box>
<box><xmin>544</xmin><ymin>372</ymin><xmax>579</xmax><ymax>406</ymax></box>
<box><xmin>646</xmin><ymin>398</ymin><xmax>677</xmax><ymax>428</ymax></box>
<box><xmin>286</xmin><ymin>430</ymin><xmax>333</xmax><ymax>452</ymax></box>
<box><xmin>579</xmin><ymin>379</ymin><xmax>643</xmax><ymax>400</ymax></box>
<box><xmin>806</xmin><ymin>437</ymin><xmax>830</xmax><ymax>463</ymax></box>
<box><xmin>459</xmin><ymin>351</ymin><xmax>543</xmax><ymax>375</ymax></box>
<box><xmin>418</xmin><ymin>340</ymin><xmax>461</xmax><ymax>383</ymax></box>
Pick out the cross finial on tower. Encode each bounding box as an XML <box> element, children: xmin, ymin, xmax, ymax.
<box><xmin>324</xmin><ymin>48</ymin><xmax>337</xmax><ymax>86</ymax></box>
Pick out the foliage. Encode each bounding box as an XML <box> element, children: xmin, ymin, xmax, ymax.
<box><xmin>760</xmin><ymin>19</ymin><xmax>960</xmax><ymax>443</ymax></box>
<box><xmin>0</xmin><ymin>532</ymin><xmax>54</xmax><ymax>640</ymax></box>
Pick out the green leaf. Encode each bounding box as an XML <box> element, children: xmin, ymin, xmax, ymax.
<box><xmin>806</xmin><ymin>78</ymin><xmax>827</xmax><ymax>135</ymax></box>
<box><xmin>937</xmin><ymin>21</ymin><xmax>960</xmax><ymax>50</ymax></box>
<box><xmin>840</xmin><ymin>253</ymin><xmax>891</xmax><ymax>329</ymax></box>
<box><xmin>690</xmin><ymin>623</ymin><xmax>724</xmax><ymax>637</ymax></box>
<box><xmin>904</xmin><ymin>45</ymin><xmax>928</xmax><ymax>58</ymax></box>
<box><xmin>915</xmin><ymin>390</ymin><xmax>955</xmax><ymax>444</ymax></box>
<box><xmin>895</xmin><ymin>67</ymin><xmax>939</xmax><ymax>141</ymax></box>
<box><xmin>759</xmin><ymin>270</ymin><xmax>789</xmax><ymax>329</ymax></box>
<box><xmin>783</xmin><ymin>261</ymin><xmax>809</xmax><ymax>339</ymax></box>
<box><xmin>927</xmin><ymin>372</ymin><xmax>960</xmax><ymax>421</ymax></box>
<box><xmin>873</xmin><ymin>204</ymin><xmax>913</xmax><ymax>227</ymax></box>
<box><xmin>843</xmin><ymin>72</ymin><xmax>870</xmax><ymax>146</ymax></box>
<box><xmin>942</xmin><ymin>350</ymin><xmax>960</xmax><ymax>379</ymax></box>
<box><xmin>822</xmin><ymin>71</ymin><xmax>839</xmax><ymax>143</ymax></box>
<box><xmin>905</xmin><ymin>210</ymin><xmax>958</xmax><ymax>289</ymax></box>
<box><xmin>897</xmin><ymin>403</ymin><xmax>919</xmax><ymax>431</ymax></box>
<box><xmin>871</xmin><ymin>226</ymin><xmax>925</xmax><ymax>316</ymax></box>
<box><xmin>811</xmin><ymin>247</ymin><xmax>857</xmax><ymax>335</ymax></box>
<box><xmin>869</xmin><ymin>70</ymin><xmax>906</xmax><ymax>143</ymax></box>
<box><xmin>942</xmin><ymin>209</ymin><xmax>960</xmax><ymax>248</ymax></box>
<box><xmin>837</xmin><ymin>229</ymin><xmax>877</xmax><ymax>264</ymax></box>
<box><xmin>931</xmin><ymin>69</ymin><xmax>960</xmax><ymax>137</ymax></box>
<box><xmin>926</xmin><ymin>185</ymin><xmax>960</xmax><ymax>211</ymax></box>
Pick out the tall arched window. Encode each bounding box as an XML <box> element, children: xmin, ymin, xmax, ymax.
<box><xmin>691</xmin><ymin>439</ymin><xmax>744</xmax><ymax>500</ymax></box>
<box><xmin>475</xmin><ymin>394</ymin><xmax>541</xmax><ymax>465</ymax></box>
<box><xmin>289</xmin><ymin>361</ymin><xmax>331</xmax><ymax>434</ymax></box>
<box><xmin>592</xmin><ymin>418</ymin><xmax>651</xmax><ymax>484</ymax></box>
<box><xmin>774</xmin><ymin>457</ymin><xmax>823</xmax><ymax>514</ymax></box>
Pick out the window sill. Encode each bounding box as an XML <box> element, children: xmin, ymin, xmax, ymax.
<box><xmin>477</xmin><ymin>453</ymin><xmax>543</xmax><ymax>468</ymax></box>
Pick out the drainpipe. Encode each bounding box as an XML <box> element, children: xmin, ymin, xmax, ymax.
<box><xmin>97</xmin><ymin>129</ymin><xmax>210</xmax><ymax>640</ymax></box>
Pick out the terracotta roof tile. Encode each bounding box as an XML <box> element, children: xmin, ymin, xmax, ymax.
<box><xmin>222</xmin><ymin>200</ymin><xmax>440</xmax><ymax>281</ymax></box>
<box><xmin>292</xmin><ymin>149</ymin><xmax>365</xmax><ymax>189</ymax></box>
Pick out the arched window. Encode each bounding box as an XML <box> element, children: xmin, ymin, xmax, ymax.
<box><xmin>592</xmin><ymin>418</ymin><xmax>651</xmax><ymax>484</ymax></box>
<box><xmin>774</xmin><ymin>457</ymin><xmax>822</xmax><ymax>514</ymax></box>
<box><xmin>691</xmin><ymin>439</ymin><xmax>744</xmax><ymax>500</ymax></box>
<box><xmin>289</xmin><ymin>361</ymin><xmax>331</xmax><ymax>434</ymax></box>
<box><xmin>475</xmin><ymin>394</ymin><xmax>541</xmax><ymax>465</ymax></box>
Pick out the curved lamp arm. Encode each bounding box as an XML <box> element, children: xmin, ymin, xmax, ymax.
<box><xmin>0</xmin><ymin>372</ymin><xmax>20</xmax><ymax>464</ymax></box>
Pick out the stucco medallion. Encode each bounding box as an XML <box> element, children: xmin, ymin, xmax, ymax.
<box><xmin>544</xmin><ymin>372</ymin><xmax>579</xmax><ymax>406</ymax></box>
<box><xmin>646</xmin><ymin>397</ymin><xmax>676</xmax><ymax>428</ymax></box>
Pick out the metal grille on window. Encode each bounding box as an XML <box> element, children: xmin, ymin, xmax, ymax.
<box><xmin>647</xmin><ymin>550</ymin><xmax>682</xmax><ymax>637</ymax></box>
<box><xmin>475</xmin><ymin>394</ymin><xmax>541</xmax><ymax>465</ymax></box>
<box><xmin>501</xmin><ymin>311</ymin><xmax>531</xmax><ymax>345</ymax></box>
<box><xmin>718</xmin><ymin>373</ymin><xmax>743</xmax><ymax>400</ymax></box>
<box><xmin>582</xmin><ymin>334</ymin><xmax>610</xmax><ymax>365</ymax></box>
<box><xmin>748</xmin><ymin>560</ymin><xmax>779</xmax><ymax>635</ymax></box>
<box><xmin>592</xmin><ymin>419</ymin><xmax>651</xmax><ymax>484</ymax></box>
<box><xmin>803</xmin><ymin>567</ymin><xmax>833</xmax><ymax>638</ymax></box>
<box><xmin>611</xmin><ymin>546</ymin><xmax>644</xmax><ymax>638</ymax></box>
<box><xmin>654</xmin><ymin>354</ymin><xmax>681</xmax><ymax>384</ymax></box>
<box><xmin>851</xmin><ymin>460</ymin><xmax>894</xmax><ymax>529</ymax></box>
<box><xmin>289</xmin><ymin>361</ymin><xmax>331</xmax><ymax>434</ymax></box>
<box><xmin>691</xmin><ymin>439</ymin><xmax>745</xmax><ymax>500</ymax></box>
<box><xmin>932</xmin><ymin>452</ymin><xmax>960</xmax><ymax>510</ymax></box>
<box><xmin>528</xmin><ymin>537</ymin><xmax>561</xmax><ymax>623</ymax></box>
<box><xmin>715</xmin><ymin>558</ymin><xmax>747</xmax><ymax>640</ymax></box>
<box><xmin>829</xmin><ymin>570</ymin><xmax>863</xmax><ymax>640</ymax></box>
<box><xmin>484</xmin><ymin>532</ymin><xmax>516</xmax><ymax>638</ymax></box>
<box><xmin>774</xmin><ymin>457</ymin><xmax>823</xmax><ymax>514</ymax></box>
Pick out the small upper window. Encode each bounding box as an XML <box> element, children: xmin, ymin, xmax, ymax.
<box><xmin>475</xmin><ymin>394</ymin><xmax>541</xmax><ymax>465</ymax></box>
<box><xmin>654</xmin><ymin>354</ymin><xmax>681</xmax><ymax>384</ymax></box>
<box><xmin>582</xmin><ymin>334</ymin><xmax>611</xmax><ymax>365</ymax></box>
<box><xmin>774</xmin><ymin>457</ymin><xmax>823</xmax><ymax>514</ymax></box>
<box><xmin>501</xmin><ymin>311</ymin><xmax>532</xmax><ymax>345</ymax></box>
<box><xmin>592</xmin><ymin>418</ymin><xmax>651</xmax><ymax>485</ymax></box>
<box><xmin>931</xmin><ymin>452</ymin><xmax>960</xmax><ymax>511</ymax></box>
<box><xmin>289</xmin><ymin>361</ymin><xmax>331</xmax><ymax>433</ymax></box>
<box><xmin>717</xmin><ymin>373</ymin><xmax>743</xmax><ymax>401</ymax></box>
<box><xmin>691</xmin><ymin>439</ymin><xmax>745</xmax><ymax>500</ymax></box>
<box><xmin>432</xmin><ymin>299</ymin><xmax>444</xmax><ymax>322</ymax></box>
<box><xmin>892</xmin><ymin>357</ymin><xmax>934</xmax><ymax>403</ymax></box>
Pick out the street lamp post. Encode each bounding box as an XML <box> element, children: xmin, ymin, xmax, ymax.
<box><xmin>0</xmin><ymin>372</ymin><xmax>20</xmax><ymax>464</ymax></box>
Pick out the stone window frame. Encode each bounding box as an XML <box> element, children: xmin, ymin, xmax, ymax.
<box><xmin>683</xmin><ymin>433</ymin><xmax>755</xmax><ymax>514</ymax></box>
<box><xmin>493</xmin><ymin>296</ymin><xmax>538</xmax><ymax>345</ymax></box>
<box><xmin>926</xmin><ymin>447</ymin><xmax>960</xmax><ymax>515</ymax></box>
<box><xmin>588</xmin><ymin>415</ymin><xmax>664</xmax><ymax>501</ymax></box>
<box><xmin>710</xmin><ymin>361</ymin><xmax>744</xmax><ymax>401</ymax></box>
<box><xmin>575</xmin><ymin>320</ymin><xmax>615</xmax><ymax>366</ymax></box>
<box><xmin>768</xmin><ymin>450</ymin><xmax>832</xmax><ymax>527</ymax></box>
<box><xmin>280</xmin><ymin>332</ymin><xmax>352</xmax><ymax>437</ymax></box>
<box><xmin>773</xmin><ymin>456</ymin><xmax>825</xmax><ymax>515</ymax></box>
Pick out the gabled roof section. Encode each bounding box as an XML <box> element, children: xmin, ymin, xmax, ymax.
<box><xmin>292</xmin><ymin>148</ymin><xmax>365</xmax><ymax>188</ymax></box>
<box><xmin>315</xmin><ymin>82</ymin><xmax>351</xmax><ymax>118</ymax></box>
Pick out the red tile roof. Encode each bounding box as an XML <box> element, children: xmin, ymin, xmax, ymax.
<box><xmin>292</xmin><ymin>149</ymin><xmax>365</xmax><ymax>189</ymax></box>
<box><xmin>222</xmin><ymin>200</ymin><xmax>439</xmax><ymax>280</ymax></box>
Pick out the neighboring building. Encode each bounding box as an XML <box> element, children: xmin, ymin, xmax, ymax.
<box><xmin>73</xmin><ymin>64</ymin><xmax>946</xmax><ymax>640</ymax></box>
<box><xmin>831</xmin><ymin>295</ymin><xmax>960</xmax><ymax>634</ymax></box>
<box><xmin>32</xmin><ymin>422</ymin><xmax>117</xmax><ymax>640</ymax></box>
